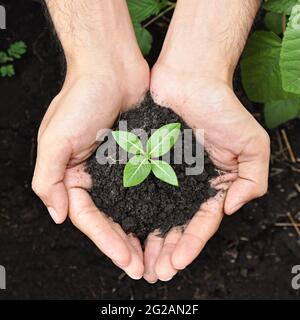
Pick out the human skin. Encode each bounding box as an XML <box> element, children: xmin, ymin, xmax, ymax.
<box><xmin>32</xmin><ymin>0</ymin><xmax>149</xmax><ymax>279</ymax></box>
<box><xmin>32</xmin><ymin>0</ymin><xmax>270</xmax><ymax>283</ymax></box>
<box><xmin>143</xmin><ymin>0</ymin><xmax>270</xmax><ymax>283</ymax></box>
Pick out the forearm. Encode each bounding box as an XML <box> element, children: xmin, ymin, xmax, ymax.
<box><xmin>158</xmin><ymin>0</ymin><xmax>261</xmax><ymax>82</ymax></box>
<box><xmin>45</xmin><ymin>0</ymin><xmax>141</xmax><ymax>71</ymax></box>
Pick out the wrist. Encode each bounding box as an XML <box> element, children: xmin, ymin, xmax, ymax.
<box><xmin>65</xmin><ymin>43</ymin><xmax>145</xmax><ymax>78</ymax></box>
<box><xmin>64</xmin><ymin>54</ymin><xmax>149</xmax><ymax>109</ymax></box>
<box><xmin>156</xmin><ymin>0</ymin><xmax>260</xmax><ymax>85</ymax></box>
<box><xmin>61</xmin><ymin>17</ymin><xmax>143</xmax><ymax>73</ymax></box>
<box><xmin>155</xmin><ymin>55</ymin><xmax>234</xmax><ymax>86</ymax></box>
<box><xmin>47</xmin><ymin>0</ymin><xmax>144</xmax><ymax>75</ymax></box>
<box><xmin>60</xmin><ymin>22</ymin><xmax>143</xmax><ymax>75</ymax></box>
<box><xmin>192</xmin><ymin>56</ymin><xmax>235</xmax><ymax>85</ymax></box>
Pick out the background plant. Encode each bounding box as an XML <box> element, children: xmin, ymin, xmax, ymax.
<box><xmin>241</xmin><ymin>0</ymin><xmax>300</xmax><ymax>128</ymax></box>
<box><xmin>112</xmin><ymin>123</ymin><xmax>181</xmax><ymax>187</ymax></box>
<box><xmin>127</xmin><ymin>0</ymin><xmax>175</xmax><ymax>55</ymax></box>
<box><xmin>0</xmin><ymin>41</ymin><xmax>27</xmax><ymax>77</ymax></box>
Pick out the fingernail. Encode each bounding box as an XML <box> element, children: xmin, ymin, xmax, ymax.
<box><xmin>227</xmin><ymin>202</ymin><xmax>244</xmax><ymax>215</ymax></box>
<box><xmin>128</xmin><ymin>273</ymin><xmax>143</xmax><ymax>280</ymax></box>
<box><xmin>143</xmin><ymin>273</ymin><xmax>158</xmax><ymax>284</ymax></box>
<box><xmin>148</xmin><ymin>280</ymin><xmax>158</xmax><ymax>284</ymax></box>
<box><xmin>145</xmin><ymin>278</ymin><xmax>158</xmax><ymax>284</ymax></box>
<box><xmin>47</xmin><ymin>207</ymin><xmax>60</xmax><ymax>224</ymax></box>
<box><xmin>172</xmin><ymin>258</ymin><xmax>187</xmax><ymax>270</ymax></box>
<box><xmin>160</xmin><ymin>276</ymin><xmax>173</xmax><ymax>282</ymax></box>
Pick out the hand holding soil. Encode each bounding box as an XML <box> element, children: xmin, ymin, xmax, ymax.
<box><xmin>32</xmin><ymin>71</ymin><xmax>149</xmax><ymax>279</ymax></box>
<box><xmin>141</xmin><ymin>0</ymin><xmax>270</xmax><ymax>282</ymax></box>
<box><xmin>143</xmin><ymin>75</ymin><xmax>270</xmax><ymax>282</ymax></box>
<box><xmin>32</xmin><ymin>0</ymin><xmax>151</xmax><ymax>280</ymax></box>
<box><xmin>32</xmin><ymin>0</ymin><xmax>271</xmax><ymax>283</ymax></box>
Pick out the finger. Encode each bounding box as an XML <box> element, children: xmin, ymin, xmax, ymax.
<box><xmin>171</xmin><ymin>193</ymin><xmax>224</xmax><ymax>270</ymax></box>
<box><xmin>210</xmin><ymin>172</ymin><xmax>236</xmax><ymax>192</ymax></box>
<box><xmin>143</xmin><ymin>231</ymin><xmax>164</xmax><ymax>284</ymax></box>
<box><xmin>32</xmin><ymin>135</ymin><xmax>71</xmax><ymax>224</ymax></box>
<box><xmin>64</xmin><ymin>164</ymin><xmax>92</xmax><ymax>190</ymax></box>
<box><xmin>68</xmin><ymin>188</ymin><xmax>132</xmax><ymax>269</ymax></box>
<box><xmin>67</xmin><ymin>165</ymin><xmax>144</xmax><ymax>279</ymax></box>
<box><xmin>155</xmin><ymin>229</ymin><xmax>182</xmax><ymax>281</ymax></box>
<box><xmin>224</xmin><ymin>134</ymin><xmax>270</xmax><ymax>215</ymax></box>
<box><xmin>128</xmin><ymin>234</ymin><xmax>143</xmax><ymax>260</ymax></box>
<box><xmin>112</xmin><ymin>226</ymin><xmax>144</xmax><ymax>280</ymax></box>
<box><xmin>126</xmin><ymin>234</ymin><xmax>144</xmax><ymax>279</ymax></box>
<box><xmin>210</xmin><ymin>172</ymin><xmax>237</xmax><ymax>188</ymax></box>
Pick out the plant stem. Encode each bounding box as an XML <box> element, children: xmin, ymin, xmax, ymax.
<box><xmin>143</xmin><ymin>3</ymin><xmax>176</xmax><ymax>28</ymax></box>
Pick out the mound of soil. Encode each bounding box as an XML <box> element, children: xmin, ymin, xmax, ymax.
<box><xmin>86</xmin><ymin>93</ymin><xmax>218</xmax><ymax>241</ymax></box>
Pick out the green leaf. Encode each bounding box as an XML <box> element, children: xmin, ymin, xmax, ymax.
<box><xmin>128</xmin><ymin>0</ymin><xmax>171</xmax><ymax>55</ymax></box>
<box><xmin>241</xmin><ymin>31</ymin><xmax>297</xmax><ymax>102</ymax></box>
<box><xmin>7</xmin><ymin>41</ymin><xmax>27</xmax><ymax>59</ymax></box>
<box><xmin>133</xmin><ymin>22</ymin><xmax>153</xmax><ymax>55</ymax></box>
<box><xmin>158</xmin><ymin>0</ymin><xmax>169</xmax><ymax>10</ymax></box>
<box><xmin>0</xmin><ymin>64</ymin><xmax>15</xmax><ymax>77</ymax></box>
<box><xmin>263</xmin><ymin>0</ymin><xmax>298</xmax><ymax>15</ymax></box>
<box><xmin>147</xmin><ymin>122</ymin><xmax>181</xmax><ymax>158</ymax></box>
<box><xmin>123</xmin><ymin>155</ymin><xmax>151</xmax><ymax>187</ymax></box>
<box><xmin>242</xmin><ymin>31</ymin><xmax>282</xmax><ymax>59</ymax></box>
<box><xmin>264</xmin><ymin>99</ymin><xmax>300</xmax><ymax>128</ymax></box>
<box><xmin>0</xmin><ymin>51</ymin><xmax>13</xmax><ymax>64</ymax></box>
<box><xmin>151</xmin><ymin>160</ymin><xmax>178</xmax><ymax>186</ymax></box>
<box><xmin>264</xmin><ymin>12</ymin><xmax>284</xmax><ymax>34</ymax></box>
<box><xmin>127</xmin><ymin>0</ymin><xmax>161</xmax><ymax>22</ymax></box>
<box><xmin>280</xmin><ymin>3</ymin><xmax>300</xmax><ymax>94</ymax></box>
<box><xmin>112</xmin><ymin>131</ymin><xmax>144</xmax><ymax>155</ymax></box>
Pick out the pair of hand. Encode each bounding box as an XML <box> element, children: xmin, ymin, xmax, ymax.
<box><xmin>32</xmin><ymin>57</ymin><xmax>270</xmax><ymax>283</ymax></box>
<box><xmin>32</xmin><ymin>0</ymin><xmax>269</xmax><ymax>283</ymax></box>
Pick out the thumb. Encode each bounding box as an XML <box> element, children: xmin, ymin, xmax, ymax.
<box><xmin>224</xmin><ymin>177</ymin><xmax>267</xmax><ymax>214</ymax></box>
<box><xmin>32</xmin><ymin>134</ymin><xmax>71</xmax><ymax>223</ymax></box>
<box><xmin>224</xmin><ymin>137</ymin><xmax>270</xmax><ymax>215</ymax></box>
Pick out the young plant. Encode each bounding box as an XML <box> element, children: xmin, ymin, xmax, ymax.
<box><xmin>0</xmin><ymin>41</ymin><xmax>27</xmax><ymax>77</ymax></box>
<box><xmin>112</xmin><ymin>123</ymin><xmax>181</xmax><ymax>187</ymax></box>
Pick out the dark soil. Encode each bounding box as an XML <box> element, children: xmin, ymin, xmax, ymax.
<box><xmin>0</xmin><ymin>0</ymin><xmax>300</xmax><ymax>300</ymax></box>
<box><xmin>86</xmin><ymin>94</ymin><xmax>217</xmax><ymax>241</ymax></box>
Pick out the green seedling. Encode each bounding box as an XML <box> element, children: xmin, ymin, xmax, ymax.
<box><xmin>112</xmin><ymin>123</ymin><xmax>181</xmax><ymax>187</ymax></box>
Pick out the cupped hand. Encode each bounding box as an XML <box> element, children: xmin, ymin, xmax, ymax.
<box><xmin>32</xmin><ymin>60</ymin><xmax>149</xmax><ymax>279</ymax></box>
<box><xmin>63</xmin><ymin>163</ymin><xmax>144</xmax><ymax>279</ymax></box>
<box><xmin>143</xmin><ymin>65</ymin><xmax>270</xmax><ymax>283</ymax></box>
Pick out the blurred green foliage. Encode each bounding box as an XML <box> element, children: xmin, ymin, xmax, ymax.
<box><xmin>0</xmin><ymin>41</ymin><xmax>27</xmax><ymax>77</ymax></box>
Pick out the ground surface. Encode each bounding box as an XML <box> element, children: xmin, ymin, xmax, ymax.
<box><xmin>0</xmin><ymin>0</ymin><xmax>300</xmax><ymax>300</ymax></box>
<box><xmin>87</xmin><ymin>95</ymin><xmax>217</xmax><ymax>241</ymax></box>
